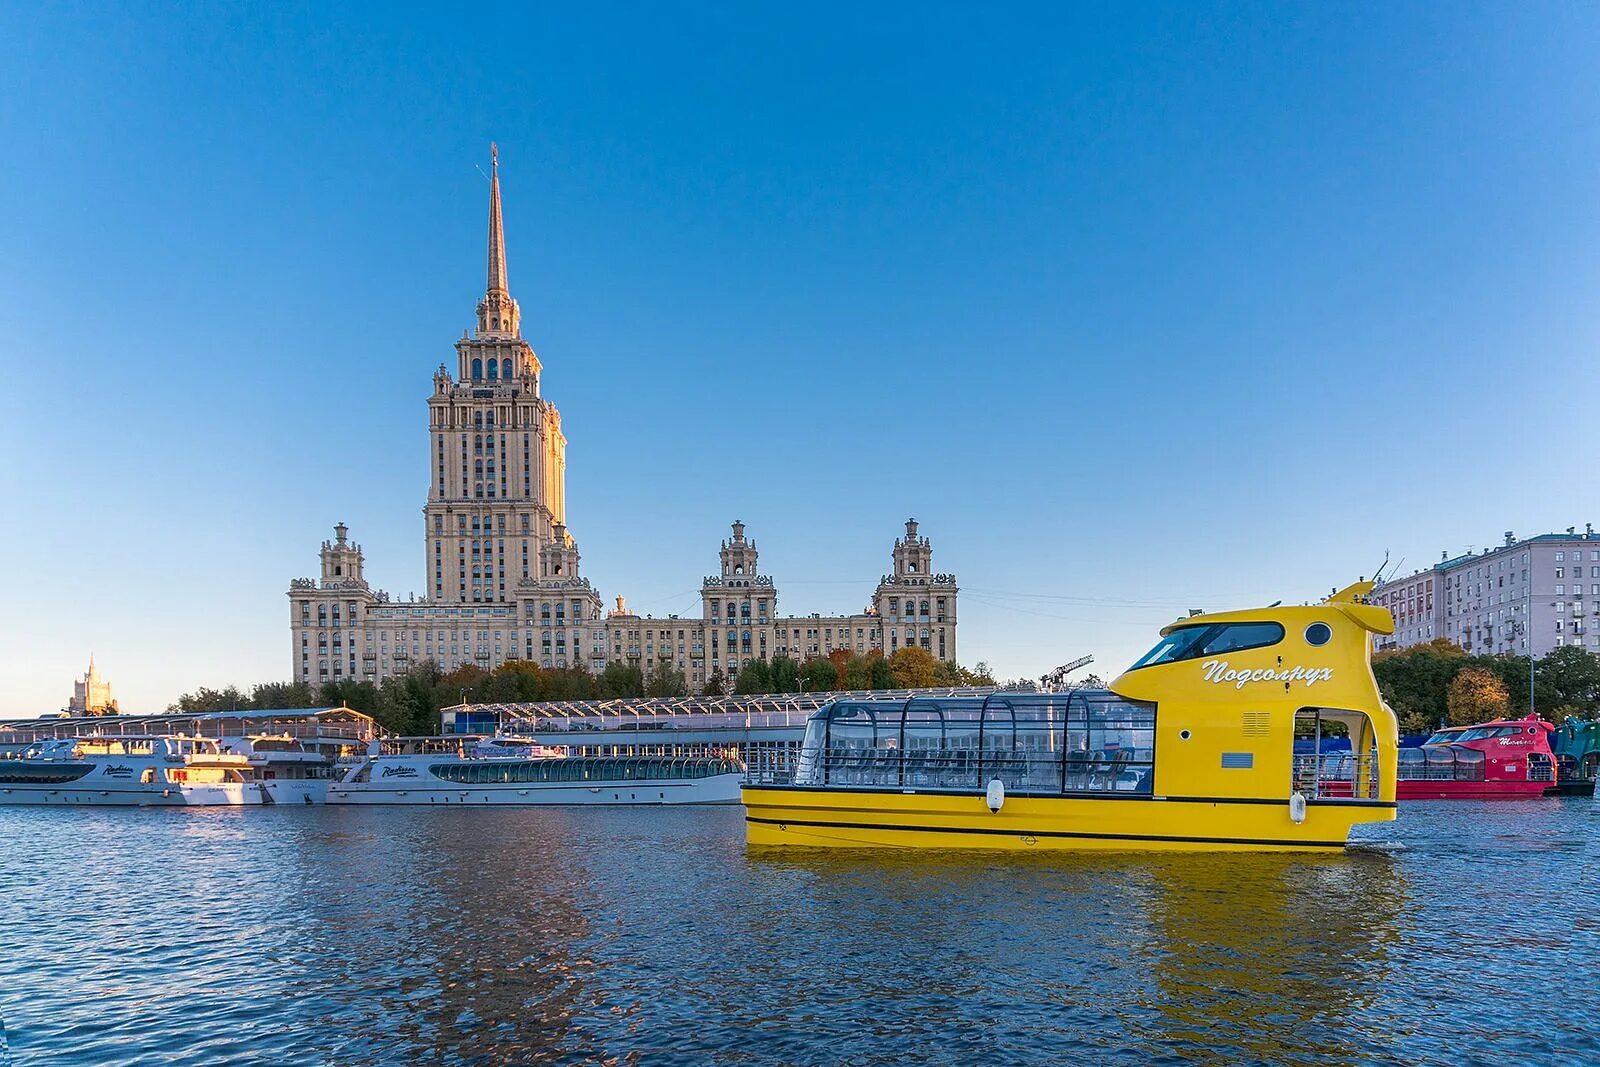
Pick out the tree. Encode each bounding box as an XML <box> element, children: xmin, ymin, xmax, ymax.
<box><xmin>318</xmin><ymin>679</ymin><xmax>379</xmax><ymax>717</ymax></box>
<box><xmin>1446</xmin><ymin>666</ymin><xmax>1510</xmax><ymax>726</ymax></box>
<box><xmin>168</xmin><ymin>685</ymin><xmax>249</xmax><ymax>713</ymax></box>
<box><xmin>768</xmin><ymin>655</ymin><xmax>799</xmax><ymax>694</ymax></box>
<box><xmin>888</xmin><ymin>647</ymin><xmax>940</xmax><ymax>689</ymax></box>
<box><xmin>704</xmin><ymin>667</ymin><xmax>728</xmax><ymax>696</ymax></box>
<box><xmin>373</xmin><ymin>676</ymin><xmax>421</xmax><ymax>736</ymax></box>
<box><xmin>1476</xmin><ymin>655</ymin><xmax>1534</xmax><ymax>716</ymax></box>
<box><xmin>1373</xmin><ymin>639</ymin><xmax>1468</xmax><ymax>729</ymax></box>
<box><xmin>249</xmin><ymin>681</ymin><xmax>317</xmax><ymax>709</ymax></box>
<box><xmin>541</xmin><ymin>667</ymin><xmax>600</xmax><ymax>700</ymax></box>
<box><xmin>644</xmin><ymin>662</ymin><xmax>689</xmax><ymax>698</ymax></box>
<box><xmin>800</xmin><ymin>656</ymin><xmax>839</xmax><ymax>693</ymax></box>
<box><xmin>1535</xmin><ymin>646</ymin><xmax>1600</xmax><ymax>715</ymax></box>
<box><xmin>439</xmin><ymin>664</ymin><xmax>490</xmax><ymax>705</ymax></box>
<box><xmin>869</xmin><ymin>656</ymin><xmax>894</xmax><ymax>690</ymax></box>
<box><xmin>734</xmin><ymin>658</ymin><xmax>773</xmax><ymax>695</ymax></box>
<box><xmin>841</xmin><ymin>654</ymin><xmax>874</xmax><ymax>691</ymax></box>
<box><xmin>599</xmin><ymin>662</ymin><xmax>644</xmax><ymax>698</ymax></box>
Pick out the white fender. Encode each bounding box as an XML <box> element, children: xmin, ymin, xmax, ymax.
<box><xmin>985</xmin><ymin>778</ymin><xmax>1005</xmax><ymax>813</ymax></box>
<box><xmin>1289</xmin><ymin>791</ymin><xmax>1307</xmax><ymax>824</ymax></box>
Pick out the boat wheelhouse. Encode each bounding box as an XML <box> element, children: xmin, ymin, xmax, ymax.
<box><xmin>217</xmin><ymin>735</ymin><xmax>336</xmax><ymax>805</ymax></box>
<box><xmin>329</xmin><ymin>735</ymin><xmax>742</xmax><ymax>805</ymax></box>
<box><xmin>1552</xmin><ymin>719</ymin><xmax>1599</xmax><ymax>797</ymax></box>
<box><xmin>742</xmin><ymin>581</ymin><xmax>1400</xmax><ymax>851</ymax></box>
<box><xmin>0</xmin><ymin>735</ymin><xmax>266</xmax><ymax>806</ymax></box>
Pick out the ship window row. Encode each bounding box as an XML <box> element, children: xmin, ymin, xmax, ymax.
<box><xmin>0</xmin><ymin>766</ymin><xmax>96</xmax><ymax>785</ymax></box>
<box><xmin>428</xmin><ymin>757</ymin><xmax>740</xmax><ymax>785</ymax></box>
<box><xmin>797</xmin><ymin>692</ymin><xmax>1156</xmax><ymax>795</ymax></box>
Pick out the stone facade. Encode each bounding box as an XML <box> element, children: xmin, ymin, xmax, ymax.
<box><xmin>67</xmin><ymin>655</ymin><xmax>117</xmax><ymax>715</ymax></box>
<box><xmin>288</xmin><ymin>149</ymin><xmax>958</xmax><ymax>692</ymax></box>
<box><xmin>1370</xmin><ymin>525</ymin><xmax>1600</xmax><ymax>659</ymax></box>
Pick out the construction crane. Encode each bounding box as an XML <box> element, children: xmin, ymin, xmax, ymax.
<box><xmin>1038</xmin><ymin>654</ymin><xmax>1094</xmax><ymax>692</ymax></box>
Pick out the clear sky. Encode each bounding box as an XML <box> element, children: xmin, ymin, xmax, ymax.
<box><xmin>2</xmin><ymin>3</ymin><xmax>1598</xmax><ymax>714</ymax></box>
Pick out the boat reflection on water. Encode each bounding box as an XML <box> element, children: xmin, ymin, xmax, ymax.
<box><xmin>742</xmin><ymin>844</ymin><xmax>1408</xmax><ymax>1062</ymax></box>
<box><xmin>284</xmin><ymin>808</ymin><xmax>612</xmax><ymax>1065</ymax></box>
<box><xmin>1134</xmin><ymin>849</ymin><xmax>1407</xmax><ymax>1062</ymax></box>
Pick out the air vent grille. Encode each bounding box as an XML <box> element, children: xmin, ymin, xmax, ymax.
<box><xmin>1242</xmin><ymin>712</ymin><xmax>1270</xmax><ymax>737</ymax></box>
<box><xmin>1221</xmin><ymin>752</ymin><xmax>1255</xmax><ymax>769</ymax></box>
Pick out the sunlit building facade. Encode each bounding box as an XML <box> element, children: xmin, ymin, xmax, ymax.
<box><xmin>288</xmin><ymin>150</ymin><xmax>957</xmax><ymax>691</ymax></box>
<box><xmin>1370</xmin><ymin>525</ymin><xmax>1600</xmax><ymax>658</ymax></box>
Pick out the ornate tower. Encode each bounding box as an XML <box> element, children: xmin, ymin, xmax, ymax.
<box><xmin>320</xmin><ymin>523</ymin><xmax>367</xmax><ymax>587</ymax></box>
<box><xmin>875</xmin><ymin>518</ymin><xmax>958</xmax><ymax>661</ymax></box>
<box><xmin>701</xmin><ymin>520</ymin><xmax>779</xmax><ymax>672</ymax></box>
<box><xmin>424</xmin><ymin>145</ymin><xmax>576</xmax><ymax>604</ymax></box>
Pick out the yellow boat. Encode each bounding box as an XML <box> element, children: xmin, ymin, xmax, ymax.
<box><xmin>743</xmin><ymin>581</ymin><xmax>1398</xmax><ymax>852</ymax></box>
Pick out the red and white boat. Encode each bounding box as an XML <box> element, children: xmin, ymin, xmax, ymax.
<box><xmin>1397</xmin><ymin>715</ymin><xmax>1559</xmax><ymax>800</ymax></box>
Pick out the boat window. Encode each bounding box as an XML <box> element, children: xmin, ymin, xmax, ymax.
<box><xmin>424</xmin><ymin>756</ymin><xmax>738</xmax><ymax>785</ymax></box>
<box><xmin>1129</xmin><ymin>622</ymin><xmax>1284</xmax><ymax>669</ymax></box>
<box><xmin>0</xmin><ymin>766</ymin><xmax>95</xmax><ymax>785</ymax></box>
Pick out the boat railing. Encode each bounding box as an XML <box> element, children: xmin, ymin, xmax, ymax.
<box><xmin>1292</xmin><ymin>752</ymin><xmax>1381</xmax><ymax>800</ymax></box>
<box><xmin>1527</xmin><ymin>754</ymin><xmax>1555</xmax><ymax>783</ymax></box>
<box><xmin>747</xmin><ymin>745</ymin><xmax>1154</xmax><ymax>795</ymax></box>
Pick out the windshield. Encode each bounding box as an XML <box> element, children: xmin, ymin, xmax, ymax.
<box><xmin>1129</xmin><ymin>621</ymin><xmax>1285</xmax><ymax>670</ymax></box>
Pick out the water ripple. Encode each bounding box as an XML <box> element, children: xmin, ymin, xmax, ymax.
<box><xmin>0</xmin><ymin>800</ymin><xmax>1595</xmax><ymax>1064</ymax></box>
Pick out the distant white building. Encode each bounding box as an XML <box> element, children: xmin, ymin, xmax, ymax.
<box><xmin>67</xmin><ymin>655</ymin><xmax>118</xmax><ymax>716</ymax></box>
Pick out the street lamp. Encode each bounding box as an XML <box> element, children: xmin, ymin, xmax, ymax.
<box><xmin>1508</xmin><ymin>615</ymin><xmax>1535</xmax><ymax>717</ymax></box>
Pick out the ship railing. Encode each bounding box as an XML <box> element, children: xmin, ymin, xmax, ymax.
<box><xmin>751</xmin><ymin>747</ymin><xmax>1154</xmax><ymax>795</ymax></box>
<box><xmin>1293</xmin><ymin>753</ymin><xmax>1382</xmax><ymax>800</ymax></box>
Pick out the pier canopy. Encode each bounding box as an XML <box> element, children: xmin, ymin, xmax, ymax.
<box><xmin>0</xmin><ymin>707</ymin><xmax>378</xmax><ymax>758</ymax></box>
<box><xmin>790</xmin><ymin>689</ymin><xmax>1156</xmax><ymax>795</ymax></box>
<box><xmin>442</xmin><ymin>687</ymin><xmax>1004</xmax><ymax>736</ymax></box>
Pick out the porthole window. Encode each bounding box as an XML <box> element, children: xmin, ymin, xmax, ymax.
<box><xmin>1305</xmin><ymin>622</ymin><xmax>1333</xmax><ymax>646</ymax></box>
<box><xmin>1179</xmin><ymin>729</ymin><xmax>1192</xmax><ymax>741</ymax></box>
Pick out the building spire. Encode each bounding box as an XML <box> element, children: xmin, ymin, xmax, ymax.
<box><xmin>474</xmin><ymin>142</ymin><xmax>521</xmax><ymax>338</ymax></box>
<box><xmin>487</xmin><ymin>142</ymin><xmax>508</xmax><ymax>298</ymax></box>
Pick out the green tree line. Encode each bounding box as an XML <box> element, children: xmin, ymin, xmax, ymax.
<box><xmin>166</xmin><ymin>647</ymin><xmax>997</xmax><ymax>737</ymax></box>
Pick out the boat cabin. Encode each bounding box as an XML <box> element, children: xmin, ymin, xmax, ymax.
<box><xmin>1406</xmin><ymin>716</ymin><xmax>1556</xmax><ymax>786</ymax></box>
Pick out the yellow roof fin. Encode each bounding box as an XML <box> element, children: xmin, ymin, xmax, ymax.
<box><xmin>1324</xmin><ymin>580</ymin><xmax>1394</xmax><ymax>635</ymax></box>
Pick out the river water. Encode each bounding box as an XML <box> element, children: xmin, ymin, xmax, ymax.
<box><xmin>0</xmin><ymin>800</ymin><xmax>1595</xmax><ymax>1066</ymax></box>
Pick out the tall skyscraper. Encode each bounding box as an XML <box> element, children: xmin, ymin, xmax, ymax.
<box><xmin>289</xmin><ymin>148</ymin><xmax>957</xmax><ymax>691</ymax></box>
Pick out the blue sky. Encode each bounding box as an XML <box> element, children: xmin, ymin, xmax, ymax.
<box><xmin>2</xmin><ymin>3</ymin><xmax>1598</xmax><ymax>714</ymax></box>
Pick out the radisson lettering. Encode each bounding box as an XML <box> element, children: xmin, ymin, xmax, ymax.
<box><xmin>1202</xmin><ymin>660</ymin><xmax>1333</xmax><ymax>690</ymax></box>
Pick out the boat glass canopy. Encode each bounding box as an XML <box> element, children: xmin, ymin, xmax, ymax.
<box><xmin>792</xmin><ymin>690</ymin><xmax>1156</xmax><ymax>796</ymax></box>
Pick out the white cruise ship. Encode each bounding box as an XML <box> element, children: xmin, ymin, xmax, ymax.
<box><xmin>328</xmin><ymin>735</ymin><xmax>743</xmax><ymax>806</ymax></box>
<box><xmin>0</xmin><ymin>735</ymin><xmax>268</xmax><ymax>806</ymax></box>
<box><xmin>218</xmin><ymin>735</ymin><xmax>335</xmax><ymax>805</ymax></box>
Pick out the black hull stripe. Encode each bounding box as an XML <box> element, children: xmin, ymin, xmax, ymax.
<box><xmin>744</xmin><ymin>814</ymin><xmax>1348</xmax><ymax>848</ymax></box>
<box><xmin>744</xmin><ymin>784</ymin><xmax>1397</xmax><ymax>810</ymax></box>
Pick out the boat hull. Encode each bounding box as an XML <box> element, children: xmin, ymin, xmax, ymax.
<box><xmin>330</xmin><ymin>772</ymin><xmax>742</xmax><ymax>806</ymax></box>
<box><xmin>1396</xmin><ymin>780</ymin><xmax>1551</xmax><ymax>801</ymax></box>
<box><xmin>742</xmin><ymin>785</ymin><xmax>1395</xmax><ymax>852</ymax></box>
<box><xmin>0</xmin><ymin>783</ymin><xmax>264</xmax><ymax>806</ymax></box>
